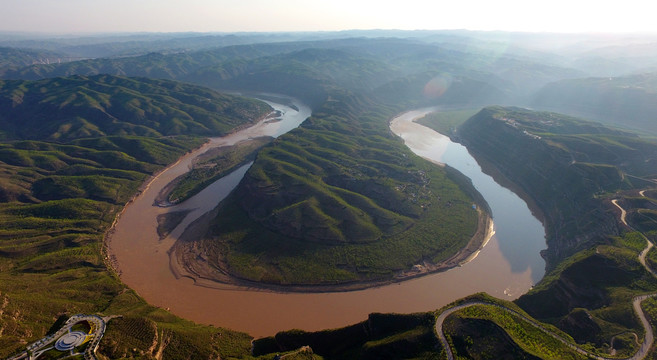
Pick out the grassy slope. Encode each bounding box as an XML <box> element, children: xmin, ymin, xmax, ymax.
<box><xmin>0</xmin><ymin>41</ymin><xmax>504</xmax><ymax>357</ymax></box>
<box><xmin>3</xmin><ymin>38</ymin><xmax>656</xmax><ymax>358</ymax></box>
<box><xmin>415</xmin><ymin>109</ymin><xmax>481</xmax><ymax>136</ymax></box>
<box><xmin>181</xmin><ymin>89</ymin><xmax>480</xmax><ymax>285</ymax></box>
<box><xmin>167</xmin><ymin>136</ymin><xmax>272</xmax><ymax>204</ymax></box>
<box><xmin>0</xmin><ymin>77</ymin><xmax>276</xmax><ymax>358</ymax></box>
<box><xmin>440</xmin><ymin>107</ymin><xmax>657</xmax><ymax>356</ymax></box>
<box><xmin>407</xmin><ymin>107</ymin><xmax>657</xmax><ymax>357</ymax></box>
<box><xmin>442</xmin><ymin>293</ymin><xmax>586</xmax><ymax>359</ymax></box>
<box><xmin>456</xmin><ymin>106</ymin><xmax>657</xmax><ymax>265</ymax></box>
<box><xmin>0</xmin><ymin>74</ymin><xmax>272</xmax><ymax>141</ymax></box>
<box><xmin>0</xmin><ymin>137</ymin><xmax>273</xmax><ymax>359</ymax></box>
<box><xmin>0</xmin><ymin>47</ymin><xmax>68</xmax><ymax>75</ymax></box>
<box><xmin>515</xmin><ymin>232</ymin><xmax>657</xmax><ymax>356</ymax></box>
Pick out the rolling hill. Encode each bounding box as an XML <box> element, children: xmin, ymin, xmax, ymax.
<box><xmin>532</xmin><ymin>72</ymin><xmax>657</xmax><ymax>134</ymax></box>
<box><xmin>0</xmin><ymin>74</ymin><xmax>272</xmax><ymax>141</ymax></box>
<box><xmin>173</xmin><ymin>88</ymin><xmax>484</xmax><ymax>286</ymax></box>
<box><xmin>456</xmin><ymin>106</ymin><xmax>657</xmax><ymax>265</ymax></box>
<box><xmin>6</xmin><ymin>33</ymin><xmax>657</xmax><ymax>359</ymax></box>
<box><xmin>0</xmin><ymin>76</ymin><xmax>276</xmax><ymax>358</ymax></box>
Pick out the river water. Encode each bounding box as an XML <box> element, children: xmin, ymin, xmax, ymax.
<box><xmin>109</xmin><ymin>100</ymin><xmax>546</xmax><ymax>338</ymax></box>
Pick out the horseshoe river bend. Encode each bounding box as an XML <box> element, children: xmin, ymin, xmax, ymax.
<box><xmin>107</xmin><ymin>97</ymin><xmax>546</xmax><ymax>337</ymax></box>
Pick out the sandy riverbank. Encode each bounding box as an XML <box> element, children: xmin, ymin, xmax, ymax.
<box><xmin>105</xmin><ymin>101</ymin><xmax>543</xmax><ymax>337</ymax></box>
<box><xmin>167</xmin><ymin>204</ymin><xmax>494</xmax><ymax>293</ymax></box>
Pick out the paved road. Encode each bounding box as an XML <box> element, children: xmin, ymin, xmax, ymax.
<box><xmin>435</xmin><ymin>194</ymin><xmax>657</xmax><ymax>360</ymax></box>
<box><xmin>6</xmin><ymin>314</ymin><xmax>108</xmax><ymax>360</ymax></box>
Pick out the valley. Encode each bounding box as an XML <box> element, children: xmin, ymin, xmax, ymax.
<box><xmin>106</xmin><ymin>103</ymin><xmax>545</xmax><ymax>337</ymax></box>
<box><xmin>3</xmin><ymin>31</ymin><xmax>657</xmax><ymax>359</ymax></box>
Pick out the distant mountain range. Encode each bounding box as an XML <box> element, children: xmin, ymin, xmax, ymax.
<box><xmin>4</xmin><ymin>31</ymin><xmax>657</xmax><ymax>359</ymax></box>
<box><xmin>0</xmin><ymin>37</ymin><xmax>587</xmax><ymax>107</ymax></box>
<box><xmin>533</xmin><ymin>72</ymin><xmax>657</xmax><ymax>134</ymax></box>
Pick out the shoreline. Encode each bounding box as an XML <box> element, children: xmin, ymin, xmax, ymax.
<box><xmin>104</xmin><ymin>107</ymin><xmax>278</xmax><ymax>278</ymax></box>
<box><xmin>168</xmin><ymin>207</ymin><xmax>494</xmax><ymax>294</ymax></box>
<box><xmin>165</xmin><ymin>105</ymin><xmax>496</xmax><ymax>294</ymax></box>
<box><xmin>104</xmin><ymin>100</ymin><xmax>543</xmax><ymax>337</ymax></box>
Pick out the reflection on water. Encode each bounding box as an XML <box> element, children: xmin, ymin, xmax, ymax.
<box><xmin>159</xmin><ymin>96</ymin><xmax>313</xmax><ymax>238</ymax></box>
<box><xmin>110</xmin><ymin>102</ymin><xmax>547</xmax><ymax>338</ymax></box>
<box><xmin>391</xmin><ymin>108</ymin><xmax>546</xmax><ymax>283</ymax></box>
<box><xmin>443</xmin><ymin>141</ymin><xmax>545</xmax><ymax>281</ymax></box>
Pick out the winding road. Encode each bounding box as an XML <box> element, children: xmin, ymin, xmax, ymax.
<box><xmin>436</xmin><ymin>193</ymin><xmax>657</xmax><ymax>360</ymax></box>
<box><xmin>7</xmin><ymin>314</ymin><xmax>111</xmax><ymax>360</ymax></box>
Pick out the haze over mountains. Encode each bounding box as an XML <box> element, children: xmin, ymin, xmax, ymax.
<box><xmin>3</xmin><ymin>30</ymin><xmax>657</xmax><ymax>133</ymax></box>
<box><xmin>3</xmin><ymin>29</ymin><xmax>657</xmax><ymax>359</ymax></box>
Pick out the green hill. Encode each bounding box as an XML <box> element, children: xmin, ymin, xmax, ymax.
<box><xmin>0</xmin><ymin>75</ymin><xmax>276</xmax><ymax>358</ymax></box>
<box><xmin>294</xmin><ymin>107</ymin><xmax>657</xmax><ymax>359</ymax></box>
<box><xmin>532</xmin><ymin>72</ymin><xmax>657</xmax><ymax>134</ymax></box>
<box><xmin>0</xmin><ymin>74</ymin><xmax>272</xmax><ymax>141</ymax></box>
<box><xmin>1</xmin><ymin>37</ymin><xmax>581</xmax><ymax>107</ymax></box>
<box><xmin>0</xmin><ymin>47</ymin><xmax>71</xmax><ymax>75</ymax></box>
<box><xmin>454</xmin><ymin>106</ymin><xmax>657</xmax><ymax>266</ymax></box>
<box><xmin>173</xmin><ymin>86</ymin><xmax>484</xmax><ymax>286</ymax></box>
<box><xmin>0</xmin><ymin>42</ymin><xmax>309</xmax><ymax>80</ymax></box>
<box><xmin>7</xmin><ymin>35</ymin><xmax>657</xmax><ymax>358</ymax></box>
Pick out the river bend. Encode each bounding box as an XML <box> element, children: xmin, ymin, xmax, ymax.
<box><xmin>108</xmin><ymin>102</ymin><xmax>546</xmax><ymax>337</ymax></box>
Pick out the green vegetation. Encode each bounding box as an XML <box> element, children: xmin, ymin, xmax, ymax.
<box><xmin>0</xmin><ymin>136</ymin><xmax>216</xmax><ymax>357</ymax></box>
<box><xmin>0</xmin><ymin>75</ymin><xmax>277</xmax><ymax>358</ymax></box>
<box><xmin>100</xmin><ymin>291</ymin><xmax>255</xmax><ymax>359</ymax></box>
<box><xmin>433</xmin><ymin>107</ymin><xmax>657</xmax><ymax>357</ymax></box>
<box><xmin>167</xmin><ymin>136</ymin><xmax>272</xmax><ymax>204</ymax></box>
<box><xmin>438</xmin><ymin>224</ymin><xmax>657</xmax><ymax>359</ymax></box>
<box><xmin>439</xmin><ymin>292</ymin><xmax>578</xmax><ymax>356</ymax></box>
<box><xmin>444</xmin><ymin>304</ymin><xmax>586</xmax><ymax>359</ymax></box>
<box><xmin>0</xmin><ymin>74</ymin><xmax>272</xmax><ymax>141</ymax></box>
<box><xmin>0</xmin><ymin>134</ymin><xmax>270</xmax><ymax>358</ymax></box>
<box><xmin>416</xmin><ymin>108</ymin><xmax>480</xmax><ymax>136</ymax></box>
<box><xmin>6</xmin><ymin>34</ymin><xmax>657</xmax><ymax>359</ymax></box>
<box><xmin>457</xmin><ymin>106</ymin><xmax>657</xmax><ymax>267</ymax></box>
<box><xmin>533</xmin><ymin>72</ymin><xmax>657</xmax><ymax>134</ymax></box>
<box><xmin>253</xmin><ymin>312</ymin><xmax>438</xmax><ymax>360</ymax></box>
<box><xmin>512</xmin><ymin>231</ymin><xmax>657</xmax><ymax>357</ymax></box>
<box><xmin>176</xmin><ymin>90</ymin><xmax>481</xmax><ymax>286</ymax></box>
<box><xmin>0</xmin><ymin>47</ymin><xmax>68</xmax><ymax>75</ymax></box>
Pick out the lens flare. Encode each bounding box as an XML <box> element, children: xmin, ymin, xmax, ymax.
<box><xmin>423</xmin><ymin>74</ymin><xmax>453</xmax><ymax>99</ymax></box>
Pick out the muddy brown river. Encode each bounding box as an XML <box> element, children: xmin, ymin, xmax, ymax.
<box><xmin>108</xmin><ymin>100</ymin><xmax>545</xmax><ymax>338</ymax></box>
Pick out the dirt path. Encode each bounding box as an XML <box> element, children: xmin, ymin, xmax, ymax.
<box><xmin>612</xmin><ymin>199</ymin><xmax>628</xmax><ymax>226</ymax></box>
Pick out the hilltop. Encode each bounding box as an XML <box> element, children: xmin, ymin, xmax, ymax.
<box><xmin>455</xmin><ymin>106</ymin><xmax>657</xmax><ymax>266</ymax></box>
<box><xmin>0</xmin><ymin>74</ymin><xmax>272</xmax><ymax>141</ymax></box>
<box><xmin>273</xmin><ymin>107</ymin><xmax>657</xmax><ymax>359</ymax></box>
<box><xmin>172</xmin><ymin>83</ymin><xmax>487</xmax><ymax>287</ymax></box>
<box><xmin>0</xmin><ymin>75</ymin><xmax>274</xmax><ymax>358</ymax></box>
<box><xmin>4</xmin><ymin>32</ymin><xmax>657</xmax><ymax>358</ymax></box>
<box><xmin>533</xmin><ymin>72</ymin><xmax>657</xmax><ymax>134</ymax></box>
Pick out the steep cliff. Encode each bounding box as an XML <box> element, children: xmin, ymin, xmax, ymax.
<box><xmin>456</xmin><ymin>106</ymin><xmax>657</xmax><ymax>266</ymax></box>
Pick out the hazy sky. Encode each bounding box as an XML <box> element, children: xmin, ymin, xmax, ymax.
<box><xmin>2</xmin><ymin>0</ymin><xmax>655</xmax><ymax>34</ymax></box>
